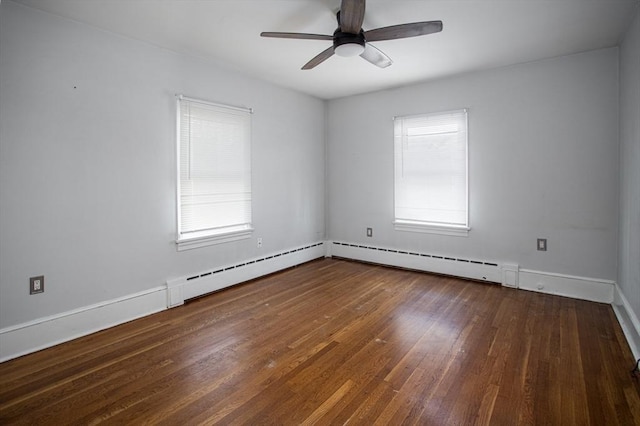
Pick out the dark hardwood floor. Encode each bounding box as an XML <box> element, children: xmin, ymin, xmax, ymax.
<box><xmin>1</xmin><ymin>258</ymin><xmax>639</xmax><ymax>425</ymax></box>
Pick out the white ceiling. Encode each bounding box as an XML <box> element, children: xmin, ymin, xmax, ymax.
<box><xmin>12</xmin><ymin>0</ymin><xmax>639</xmax><ymax>100</ymax></box>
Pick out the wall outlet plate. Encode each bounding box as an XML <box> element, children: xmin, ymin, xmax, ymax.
<box><xmin>30</xmin><ymin>275</ymin><xmax>44</xmax><ymax>294</ymax></box>
<box><xmin>366</xmin><ymin>227</ymin><xmax>373</xmax><ymax>237</ymax></box>
<box><xmin>537</xmin><ymin>238</ymin><xmax>547</xmax><ymax>251</ymax></box>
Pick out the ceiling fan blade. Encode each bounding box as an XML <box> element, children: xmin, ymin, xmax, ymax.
<box><xmin>340</xmin><ymin>0</ymin><xmax>366</xmax><ymax>33</ymax></box>
<box><xmin>302</xmin><ymin>46</ymin><xmax>335</xmax><ymax>70</ymax></box>
<box><xmin>360</xmin><ymin>43</ymin><xmax>392</xmax><ymax>68</ymax></box>
<box><xmin>364</xmin><ymin>21</ymin><xmax>443</xmax><ymax>42</ymax></box>
<box><xmin>261</xmin><ymin>32</ymin><xmax>333</xmax><ymax>41</ymax></box>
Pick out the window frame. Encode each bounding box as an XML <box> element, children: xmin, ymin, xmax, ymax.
<box><xmin>393</xmin><ymin>108</ymin><xmax>470</xmax><ymax>237</ymax></box>
<box><xmin>175</xmin><ymin>95</ymin><xmax>253</xmax><ymax>251</ymax></box>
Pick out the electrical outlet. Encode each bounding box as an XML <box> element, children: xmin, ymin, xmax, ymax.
<box><xmin>366</xmin><ymin>227</ymin><xmax>373</xmax><ymax>237</ymax></box>
<box><xmin>537</xmin><ymin>238</ymin><xmax>547</xmax><ymax>251</ymax></box>
<box><xmin>257</xmin><ymin>237</ymin><xmax>263</xmax><ymax>248</ymax></box>
<box><xmin>30</xmin><ymin>275</ymin><xmax>44</xmax><ymax>294</ymax></box>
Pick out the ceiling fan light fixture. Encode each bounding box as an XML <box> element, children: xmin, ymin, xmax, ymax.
<box><xmin>334</xmin><ymin>42</ymin><xmax>365</xmax><ymax>57</ymax></box>
<box><xmin>261</xmin><ymin>0</ymin><xmax>444</xmax><ymax>70</ymax></box>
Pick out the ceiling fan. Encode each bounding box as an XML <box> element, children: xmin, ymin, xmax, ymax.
<box><xmin>260</xmin><ymin>0</ymin><xmax>443</xmax><ymax>70</ymax></box>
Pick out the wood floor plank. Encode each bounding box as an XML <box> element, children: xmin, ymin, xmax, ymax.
<box><xmin>1</xmin><ymin>258</ymin><xmax>639</xmax><ymax>425</ymax></box>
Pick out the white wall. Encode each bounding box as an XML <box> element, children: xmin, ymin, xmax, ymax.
<box><xmin>327</xmin><ymin>48</ymin><xmax>620</xmax><ymax>281</ymax></box>
<box><xmin>0</xmin><ymin>0</ymin><xmax>632</xmax><ymax>359</ymax></box>
<box><xmin>0</xmin><ymin>2</ymin><xmax>325</xmax><ymax>328</ymax></box>
<box><xmin>615</xmin><ymin>7</ymin><xmax>640</xmax><ymax>357</ymax></box>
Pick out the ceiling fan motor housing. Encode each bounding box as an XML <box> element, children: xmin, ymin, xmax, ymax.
<box><xmin>260</xmin><ymin>1</ymin><xmax>443</xmax><ymax>69</ymax></box>
<box><xmin>333</xmin><ymin>29</ymin><xmax>366</xmax><ymax>56</ymax></box>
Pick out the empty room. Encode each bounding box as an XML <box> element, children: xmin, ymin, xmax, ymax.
<box><xmin>1</xmin><ymin>0</ymin><xmax>639</xmax><ymax>424</ymax></box>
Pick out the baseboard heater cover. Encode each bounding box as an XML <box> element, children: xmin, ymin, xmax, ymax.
<box><xmin>166</xmin><ymin>242</ymin><xmax>325</xmax><ymax>307</ymax></box>
<box><xmin>329</xmin><ymin>241</ymin><xmax>504</xmax><ymax>284</ymax></box>
<box><xmin>328</xmin><ymin>241</ymin><xmax>614</xmax><ymax>304</ymax></box>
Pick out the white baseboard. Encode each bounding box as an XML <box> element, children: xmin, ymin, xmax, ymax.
<box><xmin>328</xmin><ymin>241</ymin><xmax>503</xmax><ymax>284</ymax></box>
<box><xmin>612</xmin><ymin>284</ymin><xmax>640</xmax><ymax>360</ymax></box>
<box><xmin>167</xmin><ymin>242</ymin><xmax>326</xmax><ymax>306</ymax></box>
<box><xmin>328</xmin><ymin>241</ymin><xmax>615</xmax><ymax>305</ymax></box>
<box><xmin>0</xmin><ymin>242</ymin><xmax>326</xmax><ymax>363</ymax></box>
<box><xmin>0</xmin><ymin>286</ymin><xmax>167</xmax><ymax>363</ymax></box>
<box><xmin>1</xmin><ymin>240</ymin><xmax>626</xmax><ymax>363</ymax></box>
<box><xmin>518</xmin><ymin>269</ymin><xmax>614</xmax><ymax>303</ymax></box>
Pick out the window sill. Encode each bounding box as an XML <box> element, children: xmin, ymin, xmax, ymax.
<box><xmin>176</xmin><ymin>227</ymin><xmax>254</xmax><ymax>251</ymax></box>
<box><xmin>394</xmin><ymin>221</ymin><xmax>469</xmax><ymax>237</ymax></box>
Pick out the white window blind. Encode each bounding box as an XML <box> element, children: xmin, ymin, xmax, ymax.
<box><xmin>394</xmin><ymin>109</ymin><xmax>468</xmax><ymax>233</ymax></box>
<box><xmin>177</xmin><ymin>96</ymin><xmax>252</xmax><ymax>246</ymax></box>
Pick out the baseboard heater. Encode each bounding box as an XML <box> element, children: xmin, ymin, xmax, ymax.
<box><xmin>329</xmin><ymin>241</ymin><xmax>507</xmax><ymax>285</ymax></box>
<box><xmin>166</xmin><ymin>242</ymin><xmax>325</xmax><ymax>307</ymax></box>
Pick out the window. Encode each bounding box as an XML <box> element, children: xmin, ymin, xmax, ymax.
<box><xmin>394</xmin><ymin>109</ymin><xmax>468</xmax><ymax>236</ymax></box>
<box><xmin>176</xmin><ymin>96</ymin><xmax>252</xmax><ymax>250</ymax></box>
